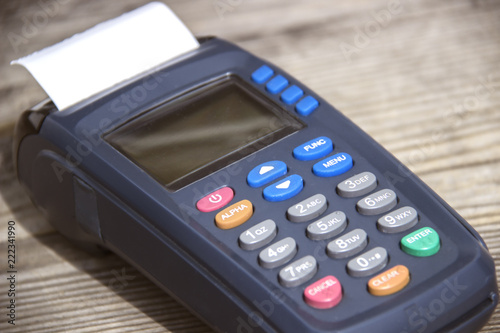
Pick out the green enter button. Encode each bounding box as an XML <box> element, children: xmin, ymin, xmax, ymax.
<box><xmin>401</xmin><ymin>227</ymin><xmax>440</xmax><ymax>257</ymax></box>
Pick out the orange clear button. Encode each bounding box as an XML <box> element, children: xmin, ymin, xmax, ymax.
<box><xmin>215</xmin><ymin>200</ymin><xmax>253</xmax><ymax>230</ymax></box>
<box><xmin>368</xmin><ymin>265</ymin><xmax>410</xmax><ymax>296</ymax></box>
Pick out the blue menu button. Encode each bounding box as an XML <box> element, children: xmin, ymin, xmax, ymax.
<box><xmin>313</xmin><ymin>153</ymin><xmax>353</xmax><ymax>177</ymax></box>
<box><xmin>293</xmin><ymin>136</ymin><xmax>333</xmax><ymax>161</ymax></box>
<box><xmin>263</xmin><ymin>175</ymin><xmax>304</xmax><ymax>202</ymax></box>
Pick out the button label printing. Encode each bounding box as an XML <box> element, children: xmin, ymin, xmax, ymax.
<box><xmin>401</xmin><ymin>227</ymin><xmax>440</xmax><ymax>257</ymax></box>
<box><xmin>337</xmin><ymin>171</ymin><xmax>377</xmax><ymax>198</ymax></box>
<box><xmin>377</xmin><ymin>206</ymin><xmax>418</xmax><ymax>233</ymax></box>
<box><xmin>313</xmin><ymin>153</ymin><xmax>353</xmax><ymax>177</ymax></box>
<box><xmin>327</xmin><ymin>228</ymin><xmax>368</xmax><ymax>259</ymax></box>
<box><xmin>259</xmin><ymin>237</ymin><xmax>297</xmax><ymax>269</ymax></box>
<box><xmin>247</xmin><ymin>160</ymin><xmax>287</xmax><ymax>188</ymax></box>
<box><xmin>287</xmin><ymin>194</ymin><xmax>328</xmax><ymax>223</ymax></box>
<box><xmin>239</xmin><ymin>219</ymin><xmax>277</xmax><ymax>251</ymax></box>
<box><xmin>263</xmin><ymin>174</ymin><xmax>303</xmax><ymax>202</ymax></box>
<box><xmin>356</xmin><ymin>189</ymin><xmax>397</xmax><ymax>215</ymax></box>
<box><xmin>277</xmin><ymin>181</ymin><xmax>290</xmax><ymax>189</ymax></box>
<box><xmin>215</xmin><ymin>199</ymin><xmax>253</xmax><ymax>230</ymax></box>
<box><xmin>347</xmin><ymin>247</ymin><xmax>388</xmax><ymax>277</ymax></box>
<box><xmin>196</xmin><ymin>187</ymin><xmax>234</xmax><ymax>212</ymax></box>
<box><xmin>279</xmin><ymin>255</ymin><xmax>317</xmax><ymax>288</ymax></box>
<box><xmin>260</xmin><ymin>166</ymin><xmax>274</xmax><ymax>174</ymax></box>
<box><xmin>304</xmin><ymin>275</ymin><xmax>342</xmax><ymax>309</ymax></box>
<box><xmin>307</xmin><ymin>211</ymin><xmax>347</xmax><ymax>241</ymax></box>
<box><xmin>293</xmin><ymin>136</ymin><xmax>333</xmax><ymax>161</ymax></box>
<box><xmin>368</xmin><ymin>265</ymin><xmax>410</xmax><ymax>296</ymax></box>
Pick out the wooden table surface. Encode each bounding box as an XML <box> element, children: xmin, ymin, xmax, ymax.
<box><xmin>1</xmin><ymin>0</ymin><xmax>499</xmax><ymax>332</ymax></box>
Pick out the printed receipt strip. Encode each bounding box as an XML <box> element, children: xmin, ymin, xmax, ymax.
<box><xmin>11</xmin><ymin>2</ymin><xmax>199</xmax><ymax>111</ymax></box>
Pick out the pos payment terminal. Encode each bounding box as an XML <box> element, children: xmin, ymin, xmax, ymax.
<box><xmin>12</xmin><ymin>3</ymin><xmax>498</xmax><ymax>333</ymax></box>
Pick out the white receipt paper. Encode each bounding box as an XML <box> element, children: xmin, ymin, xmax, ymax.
<box><xmin>11</xmin><ymin>2</ymin><xmax>199</xmax><ymax>111</ymax></box>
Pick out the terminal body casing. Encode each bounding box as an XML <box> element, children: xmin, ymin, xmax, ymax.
<box><xmin>14</xmin><ymin>38</ymin><xmax>498</xmax><ymax>332</ymax></box>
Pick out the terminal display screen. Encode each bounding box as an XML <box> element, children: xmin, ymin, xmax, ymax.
<box><xmin>106</xmin><ymin>76</ymin><xmax>304</xmax><ymax>190</ymax></box>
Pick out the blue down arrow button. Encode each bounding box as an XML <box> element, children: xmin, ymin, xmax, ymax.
<box><xmin>263</xmin><ymin>175</ymin><xmax>304</xmax><ymax>202</ymax></box>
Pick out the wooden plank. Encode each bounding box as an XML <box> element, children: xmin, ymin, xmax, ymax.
<box><xmin>0</xmin><ymin>0</ymin><xmax>499</xmax><ymax>332</ymax></box>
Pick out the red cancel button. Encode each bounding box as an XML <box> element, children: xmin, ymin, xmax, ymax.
<box><xmin>304</xmin><ymin>275</ymin><xmax>342</xmax><ymax>309</ymax></box>
<box><xmin>196</xmin><ymin>187</ymin><xmax>234</xmax><ymax>213</ymax></box>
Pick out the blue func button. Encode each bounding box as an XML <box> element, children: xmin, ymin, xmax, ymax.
<box><xmin>263</xmin><ymin>175</ymin><xmax>303</xmax><ymax>202</ymax></box>
<box><xmin>293</xmin><ymin>136</ymin><xmax>333</xmax><ymax>161</ymax></box>
<box><xmin>313</xmin><ymin>153</ymin><xmax>353</xmax><ymax>177</ymax></box>
<box><xmin>247</xmin><ymin>161</ymin><xmax>288</xmax><ymax>188</ymax></box>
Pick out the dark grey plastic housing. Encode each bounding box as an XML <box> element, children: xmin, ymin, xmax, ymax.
<box><xmin>14</xmin><ymin>37</ymin><xmax>498</xmax><ymax>332</ymax></box>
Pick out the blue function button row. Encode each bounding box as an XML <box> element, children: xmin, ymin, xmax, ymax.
<box><xmin>251</xmin><ymin>65</ymin><xmax>320</xmax><ymax>116</ymax></box>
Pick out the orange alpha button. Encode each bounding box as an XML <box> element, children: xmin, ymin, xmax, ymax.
<box><xmin>368</xmin><ymin>265</ymin><xmax>410</xmax><ymax>296</ymax></box>
<box><xmin>215</xmin><ymin>200</ymin><xmax>253</xmax><ymax>230</ymax></box>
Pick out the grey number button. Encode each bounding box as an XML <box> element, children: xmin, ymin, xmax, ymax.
<box><xmin>239</xmin><ymin>219</ymin><xmax>277</xmax><ymax>250</ymax></box>
<box><xmin>337</xmin><ymin>172</ymin><xmax>377</xmax><ymax>198</ymax></box>
<box><xmin>307</xmin><ymin>211</ymin><xmax>347</xmax><ymax>240</ymax></box>
<box><xmin>356</xmin><ymin>189</ymin><xmax>397</xmax><ymax>215</ymax></box>
<box><xmin>377</xmin><ymin>206</ymin><xmax>418</xmax><ymax>233</ymax></box>
<box><xmin>259</xmin><ymin>237</ymin><xmax>297</xmax><ymax>269</ymax></box>
<box><xmin>287</xmin><ymin>194</ymin><xmax>328</xmax><ymax>222</ymax></box>
<box><xmin>327</xmin><ymin>228</ymin><xmax>368</xmax><ymax>259</ymax></box>
<box><xmin>279</xmin><ymin>255</ymin><xmax>318</xmax><ymax>288</ymax></box>
<box><xmin>347</xmin><ymin>247</ymin><xmax>388</xmax><ymax>277</ymax></box>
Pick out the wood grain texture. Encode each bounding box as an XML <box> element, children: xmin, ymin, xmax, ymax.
<box><xmin>1</xmin><ymin>0</ymin><xmax>499</xmax><ymax>332</ymax></box>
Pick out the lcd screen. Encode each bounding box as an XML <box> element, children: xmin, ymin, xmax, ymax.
<box><xmin>106</xmin><ymin>76</ymin><xmax>304</xmax><ymax>190</ymax></box>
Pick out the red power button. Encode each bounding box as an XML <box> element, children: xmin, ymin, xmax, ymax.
<box><xmin>196</xmin><ymin>187</ymin><xmax>234</xmax><ymax>212</ymax></box>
